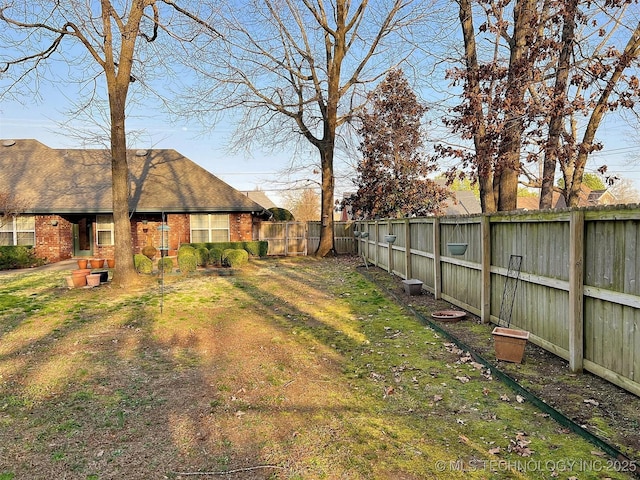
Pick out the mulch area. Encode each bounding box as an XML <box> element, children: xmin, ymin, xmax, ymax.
<box><xmin>358</xmin><ymin>261</ymin><xmax>640</xmax><ymax>468</ymax></box>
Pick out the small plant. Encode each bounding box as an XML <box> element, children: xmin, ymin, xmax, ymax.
<box><xmin>158</xmin><ymin>256</ymin><xmax>174</xmax><ymax>273</ymax></box>
<box><xmin>223</xmin><ymin>249</ymin><xmax>249</xmax><ymax>268</ymax></box>
<box><xmin>133</xmin><ymin>254</ymin><xmax>153</xmax><ymax>274</ymax></box>
<box><xmin>141</xmin><ymin>245</ymin><xmax>157</xmax><ymax>260</ymax></box>
<box><xmin>195</xmin><ymin>247</ymin><xmax>209</xmax><ymax>267</ymax></box>
<box><xmin>209</xmin><ymin>247</ymin><xmax>224</xmax><ymax>266</ymax></box>
<box><xmin>177</xmin><ymin>250</ymin><xmax>197</xmax><ymax>275</ymax></box>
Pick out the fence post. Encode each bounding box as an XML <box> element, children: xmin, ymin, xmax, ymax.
<box><xmin>405</xmin><ymin>219</ymin><xmax>411</xmax><ymax>280</ymax></box>
<box><xmin>481</xmin><ymin>215</ymin><xmax>491</xmax><ymax>324</ymax></box>
<box><xmin>387</xmin><ymin>219</ymin><xmax>393</xmax><ymax>274</ymax></box>
<box><xmin>569</xmin><ymin>210</ymin><xmax>585</xmax><ymax>373</ymax></box>
<box><xmin>433</xmin><ymin>217</ymin><xmax>442</xmax><ymax>300</ymax></box>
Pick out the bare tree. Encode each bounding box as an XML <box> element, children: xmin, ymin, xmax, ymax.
<box><xmin>0</xmin><ymin>192</ymin><xmax>28</xmax><ymax>229</ymax></box>
<box><xmin>283</xmin><ymin>188</ymin><xmax>321</xmax><ymax>222</ymax></box>
<box><xmin>181</xmin><ymin>0</ymin><xmax>438</xmax><ymax>256</ymax></box>
<box><xmin>0</xmin><ymin>1</ymin><xmax>218</xmax><ymax>287</ymax></box>
<box><xmin>610</xmin><ymin>177</ymin><xmax>640</xmax><ymax>204</ymax></box>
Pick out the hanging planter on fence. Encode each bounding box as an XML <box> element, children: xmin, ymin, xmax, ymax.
<box><xmin>384</xmin><ymin>234</ymin><xmax>396</xmax><ymax>244</ymax></box>
<box><xmin>447</xmin><ymin>242</ymin><xmax>468</xmax><ymax>255</ymax></box>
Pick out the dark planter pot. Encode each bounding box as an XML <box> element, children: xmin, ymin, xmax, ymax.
<box><xmin>94</xmin><ymin>270</ymin><xmax>109</xmax><ymax>283</ymax></box>
<box><xmin>447</xmin><ymin>243</ymin><xmax>468</xmax><ymax>255</ymax></box>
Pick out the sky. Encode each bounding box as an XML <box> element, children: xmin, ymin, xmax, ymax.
<box><xmin>1</xmin><ymin>1</ymin><xmax>640</xmax><ymax>205</ymax></box>
<box><xmin>3</xmin><ymin>89</ymin><xmax>639</xmax><ymax>206</ymax></box>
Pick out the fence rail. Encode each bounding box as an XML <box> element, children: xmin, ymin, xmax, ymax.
<box><xmin>258</xmin><ymin>208</ymin><xmax>640</xmax><ymax>397</ymax></box>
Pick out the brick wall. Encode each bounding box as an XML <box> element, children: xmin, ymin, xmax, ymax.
<box><xmin>230</xmin><ymin>213</ymin><xmax>254</xmax><ymax>242</ymax></box>
<box><xmin>34</xmin><ymin>215</ymin><xmax>72</xmax><ymax>263</ymax></box>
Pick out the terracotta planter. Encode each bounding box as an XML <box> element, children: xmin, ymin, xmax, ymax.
<box><xmin>107</xmin><ymin>259</ymin><xmax>115</xmax><ymax>268</ymax></box>
<box><xmin>71</xmin><ymin>270</ymin><xmax>89</xmax><ymax>287</ymax></box>
<box><xmin>492</xmin><ymin>327</ymin><xmax>529</xmax><ymax>363</ymax></box>
<box><xmin>77</xmin><ymin>259</ymin><xmax>89</xmax><ymax>269</ymax></box>
<box><xmin>86</xmin><ymin>273</ymin><xmax>101</xmax><ymax>287</ymax></box>
<box><xmin>90</xmin><ymin>259</ymin><xmax>105</xmax><ymax>269</ymax></box>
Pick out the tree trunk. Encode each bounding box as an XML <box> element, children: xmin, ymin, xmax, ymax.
<box><xmin>495</xmin><ymin>0</ymin><xmax>537</xmax><ymax>212</ymax></box>
<box><xmin>108</xmin><ymin>89</ymin><xmax>140</xmax><ymax>287</ymax></box>
<box><xmin>457</xmin><ymin>0</ymin><xmax>496</xmax><ymax>213</ymax></box>
<box><xmin>316</xmin><ymin>142</ymin><xmax>335</xmax><ymax>257</ymax></box>
<box><xmin>567</xmin><ymin>22</ymin><xmax>640</xmax><ymax>207</ymax></box>
<box><xmin>540</xmin><ymin>0</ymin><xmax>577</xmax><ymax>209</ymax></box>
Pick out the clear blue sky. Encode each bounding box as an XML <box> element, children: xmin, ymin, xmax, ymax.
<box><xmin>1</xmin><ymin>0</ymin><xmax>639</xmax><ymax>203</ymax></box>
<box><xmin>2</xmin><ymin>90</ymin><xmax>639</xmax><ymax>201</ymax></box>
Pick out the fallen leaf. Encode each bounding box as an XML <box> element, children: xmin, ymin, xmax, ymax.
<box><xmin>456</xmin><ymin>376</ymin><xmax>470</xmax><ymax>384</ymax></box>
<box><xmin>500</xmin><ymin>394</ymin><xmax>510</xmax><ymax>402</ymax></box>
<box><xmin>488</xmin><ymin>447</ymin><xmax>501</xmax><ymax>455</ymax></box>
<box><xmin>459</xmin><ymin>435</ymin><xmax>469</xmax><ymax>444</ymax></box>
<box><xmin>482</xmin><ymin>388</ymin><xmax>490</xmax><ymax>396</ymax></box>
<box><xmin>384</xmin><ymin>386</ymin><xmax>395</xmax><ymax>397</ymax></box>
<box><xmin>516</xmin><ymin>395</ymin><xmax>525</xmax><ymax>403</ymax></box>
<box><xmin>456</xmin><ymin>418</ymin><xmax>466</xmax><ymax>425</ymax></box>
<box><xmin>433</xmin><ymin>395</ymin><xmax>443</xmax><ymax>403</ymax></box>
<box><xmin>584</xmin><ymin>398</ymin><xmax>600</xmax><ymax>406</ymax></box>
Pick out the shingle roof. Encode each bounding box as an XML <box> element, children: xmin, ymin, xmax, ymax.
<box><xmin>0</xmin><ymin>139</ymin><xmax>268</xmax><ymax>215</ymax></box>
<box><xmin>239</xmin><ymin>190</ymin><xmax>277</xmax><ymax>210</ymax></box>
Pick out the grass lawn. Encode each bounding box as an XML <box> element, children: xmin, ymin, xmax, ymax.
<box><xmin>0</xmin><ymin>256</ymin><xmax>634</xmax><ymax>479</ymax></box>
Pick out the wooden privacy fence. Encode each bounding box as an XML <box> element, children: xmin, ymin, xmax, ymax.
<box><xmin>258</xmin><ymin>221</ymin><xmax>356</xmax><ymax>256</ymax></box>
<box><xmin>355</xmin><ymin>206</ymin><xmax>640</xmax><ymax>397</ymax></box>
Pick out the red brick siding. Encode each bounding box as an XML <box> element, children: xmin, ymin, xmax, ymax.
<box><xmin>230</xmin><ymin>213</ymin><xmax>254</xmax><ymax>242</ymax></box>
<box><xmin>34</xmin><ymin>215</ymin><xmax>72</xmax><ymax>263</ymax></box>
<box><xmin>32</xmin><ymin>212</ymin><xmax>261</xmax><ymax>263</ymax></box>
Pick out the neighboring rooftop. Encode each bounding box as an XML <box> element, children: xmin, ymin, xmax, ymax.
<box><xmin>0</xmin><ymin>139</ymin><xmax>269</xmax><ymax>215</ymax></box>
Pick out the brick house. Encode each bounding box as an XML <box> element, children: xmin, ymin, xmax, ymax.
<box><xmin>0</xmin><ymin>139</ymin><xmax>270</xmax><ymax>263</ymax></box>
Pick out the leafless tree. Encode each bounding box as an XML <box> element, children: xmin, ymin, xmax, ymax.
<box><xmin>0</xmin><ymin>192</ymin><xmax>28</xmax><ymax>229</ymax></box>
<box><xmin>179</xmin><ymin>0</ymin><xmax>440</xmax><ymax>256</ymax></box>
<box><xmin>282</xmin><ymin>188</ymin><xmax>321</xmax><ymax>222</ymax></box>
<box><xmin>0</xmin><ymin>1</ymin><xmax>219</xmax><ymax>287</ymax></box>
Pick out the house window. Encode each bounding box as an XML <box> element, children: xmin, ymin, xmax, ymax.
<box><xmin>96</xmin><ymin>215</ymin><xmax>114</xmax><ymax>246</ymax></box>
<box><xmin>0</xmin><ymin>215</ymin><xmax>35</xmax><ymax>246</ymax></box>
<box><xmin>190</xmin><ymin>214</ymin><xmax>229</xmax><ymax>243</ymax></box>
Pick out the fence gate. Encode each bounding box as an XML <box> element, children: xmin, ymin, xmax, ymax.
<box><xmin>259</xmin><ymin>221</ymin><xmax>308</xmax><ymax>256</ymax></box>
<box><xmin>285</xmin><ymin>222</ymin><xmax>307</xmax><ymax>256</ymax></box>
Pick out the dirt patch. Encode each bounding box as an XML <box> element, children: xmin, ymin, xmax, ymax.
<box><xmin>360</xmin><ymin>262</ymin><xmax>640</xmax><ymax>463</ymax></box>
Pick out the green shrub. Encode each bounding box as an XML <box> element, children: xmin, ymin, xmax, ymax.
<box><xmin>268</xmin><ymin>207</ymin><xmax>294</xmax><ymax>221</ymax></box>
<box><xmin>178</xmin><ymin>244</ymin><xmax>196</xmax><ymax>256</ymax></box>
<box><xmin>223</xmin><ymin>249</ymin><xmax>249</xmax><ymax>268</ymax></box>
<box><xmin>177</xmin><ymin>250</ymin><xmax>197</xmax><ymax>274</ymax></box>
<box><xmin>187</xmin><ymin>241</ymin><xmax>268</xmax><ymax>258</ymax></box>
<box><xmin>209</xmin><ymin>247</ymin><xmax>224</xmax><ymax>266</ymax></box>
<box><xmin>133</xmin><ymin>254</ymin><xmax>153</xmax><ymax>274</ymax></box>
<box><xmin>158</xmin><ymin>256</ymin><xmax>174</xmax><ymax>273</ymax></box>
<box><xmin>0</xmin><ymin>246</ymin><xmax>42</xmax><ymax>270</ymax></box>
<box><xmin>195</xmin><ymin>247</ymin><xmax>209</xmax><ymax>266</ymax></box>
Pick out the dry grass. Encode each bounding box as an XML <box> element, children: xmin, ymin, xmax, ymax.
<box><xmin>0</xmin><ymin>257</ymin><xmax>635</xmax><ymax>479</ymax></box>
